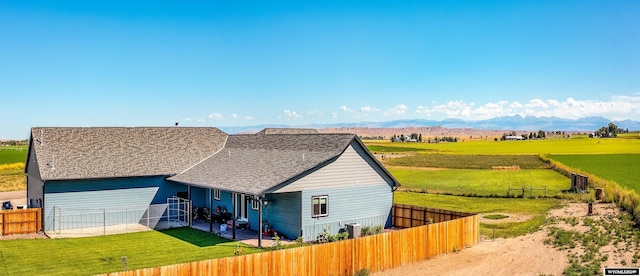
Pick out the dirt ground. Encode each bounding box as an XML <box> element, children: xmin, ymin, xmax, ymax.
<box><xmin>374</xmin><ymin>202</ymin><xmax>630</xmax><ymax>276</ymax></box>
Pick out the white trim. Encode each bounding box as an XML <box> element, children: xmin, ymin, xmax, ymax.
<box><xmin>311</xmin><ymin>195</ymin><xmax>328</xmax><ymax>218</ymax></box>
<box><xmin>213</xmin><ymin>189</ymin><xmax>221</xmax><ymax>200</ymax></box>
<box><xmin>251</xmin><ymin>199</ymin><xmax>260</xmax><ymax>210</ymax></box>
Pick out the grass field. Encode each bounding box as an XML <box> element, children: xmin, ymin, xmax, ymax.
<box><xmin>365</xmin><ymin>138</ymin><xmax>637</xmax><ymax>240</ymax></box>
<box><xmin>384</xmin><ymin>154</ymin><xmax>548</xmax><ymax>169</ymax></box>
<box><xmin>0</xmin><ymin>163</ymin><xmax>26</xmax><ymax>192</ymax></box>
<box><xmin>394</xmin><ymin>192</ymin><xmax>562</xmax><ymax>238</ymax></box>
<box><xmin>548</xmin><ymin>154</ymin><xmax>640</xmax><ymax>194</ymax></box>
<box><xmin>0</xmin><ymin>147</ymin><xmax>27</xmax><ymax>164</ymax></box>
<box><xmin>0</xmin><ymin>227</ymin><xmax>264</xmax><ymax>275</ymax></box>
<box><xmin>366</xmin><ymin>137</ymin><xmax>640</xmax><ymax>155</ymax></box>
<box><xmin>389</xmin><ymin>168</ymin><xmax>570</xmax><ymax>197</ymax></box>
<box><xmin>0</xmin><ymin>147</ymin><xmax>29</xmax><ymax>191</ymax></box>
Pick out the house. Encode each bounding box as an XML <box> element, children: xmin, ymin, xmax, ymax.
<box><xmin>25</xmin><ymin>127</ymin><xmax>400</xmax><ymax>243</ymax></box>
<box><xmin>505</xmin><ymin>135</ymin><xmax>524</xmax><ymax>141</ymax></box>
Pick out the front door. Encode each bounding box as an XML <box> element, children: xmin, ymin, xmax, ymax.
<box><xmin>235</xmin><ymin>194</ymin><xmax>249</xmax><ymax>220</ymax></box>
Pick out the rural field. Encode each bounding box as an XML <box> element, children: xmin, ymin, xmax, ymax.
<box><xmin>366</xmin><ymin>138</ymin><xmax>640</xmax><ymax>237</ymax></box>
<box><xmin>0</xmin><ymin>147</ymin><xmax>27</xmax><ymax>164</ymax></box>
<box><xmin>0</xmin><ymin>147</ymin><xmax>28</xmax><ymax>192</ymax></box>
<box><xmin>367</xmin><ymin>136</ymin><xmax>640</xmax><ymax>155</ymax></box>
<box><xmin>548</xmin><ymin>154</ymin><xmax>640</xmax><ymax>193</ymax></box>
<box><xmin>366</xmin><ymin>135</ymin><xmax>640</xmax><ymax>274</ymax></box>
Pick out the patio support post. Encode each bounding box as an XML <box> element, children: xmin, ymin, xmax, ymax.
<box><xmin>188</xmin><ymin>185</ymin><xmax>192</xmax><ymax>227</ymax></box>
<box><xmin>232</xmin><ymin>192</ymin><xmax>236</xmax><ymax>239</ymax></box>
<box><xmin>209</xmin><ymin>189</ymin><xmax>213</xmax><ymax>233</ymax></box>
<box><xmin>258</xmin><ymin>197</ymin><xmax>263</xmax><ymax>248</ymax></box>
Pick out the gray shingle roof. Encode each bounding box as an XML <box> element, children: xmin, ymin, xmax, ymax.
<box><xmin>167</xmin><ymin>132</ymin><xmax>357</xmax><ymax>195</ymax></box>
<box><xmin>28</xmin><ymin>126</ymin><xmax>399</xmax><ymax>194</ymax></box>
<box><xmin>29</xmin><ymin>127</ymin><xmax>228</xmax><ymax>180</ymax></box>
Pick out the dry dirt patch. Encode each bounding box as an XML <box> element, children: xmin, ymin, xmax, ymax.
<box><xmin>375</xmin><ymin>202</ymin><xmax>632</xmax><ymax>276</ymax></box>
<box><xmin>480</xmin><ymin>213</ymin><xmax>534</xmax><ymax>224</ymax></box>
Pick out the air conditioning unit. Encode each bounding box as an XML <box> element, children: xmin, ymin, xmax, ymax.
<box><xmin>346</xmin><ymin>223</ymin><xmax>361</xmax><ymax>239</ymax></box>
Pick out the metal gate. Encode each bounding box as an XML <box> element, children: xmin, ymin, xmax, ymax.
<box><xmin>167</xmin><ymin>196</ymin><xmax>190</xmax><ymax>226</ymax></box>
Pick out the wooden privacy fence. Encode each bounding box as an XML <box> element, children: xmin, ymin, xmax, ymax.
<box><xmin>100</xmin><ymin>206</ymin><xmax>479</xmax><ymax>276</ymax></box>
<box><xmin>0</xmin><ymin>208</ymin><xmax>42</xmax><ymax>236</ymax></box>
<box><xmin>392</xmin><ymin>204</ymin><xmax>475</xmax><ymax>228</ymax></box>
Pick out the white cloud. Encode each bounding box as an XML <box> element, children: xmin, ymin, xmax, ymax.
<box><xmin>412</xmin><ymin>94</ymin><xmax>640</xmax><ymax>121</ymax></box>
<box><xmin>510</xmin><ymin>101</ymin><xmax>524</xmax><ymax>109</ymax></box>
<box><xmin>208</xmin><ymin>113</ymin><xmax>224</xmax><ymax>120</ymax></box>
<box><xmin>340</xmin><ymin>105</ymin><xmax>353</xmax><ymax>113</ymax></box>
<box><xmin>430</xmin><ymin>101</ymin><xmax>473</xmax><ymax>118</ymax></box>
<box><xmin>526</xmin><ymin>99</ymin><xmax>548</xmax><ymax>108</ymax></box>
<box><xmin>282</xmin><ymin>109</ymin><xmax>302</xmax><ymax>119</ymax></box>
<box><xmin>231</xmin><ymin>113</ymin><xmax>238</xmax><ymax>119</ymax></box>
<box><xmin>244</xmin><ymin>116</ymin><xmax>253</xmax><ymax>120</ymax></box>
<box><xmin>384</xmin><ymin>104</ymin><xmax>407</xmax><ymax>116</ymax></box>
<box><xmin>415</xmin><ymin>105</ymin><xmax>431</xmax><ymax>115</ymax></box>
<box><xmin>360</xmin><ymin>106</ymin><xmax>380</xmax><ymax>113</ymax></box>
<box><xmin>332</xmin><ymin>112</ymin><xmax>339</xmax><ymax>119</ymax></box>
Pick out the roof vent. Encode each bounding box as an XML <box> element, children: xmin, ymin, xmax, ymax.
<box><xmin>47</xmin><ymin>154</ymin><xmax>55</xmax><ymax>170</ymax></box>
<box><xmin>37</xmin><ymin>129</ymin><xmax>44</xmax><ymax>146</ymax></box>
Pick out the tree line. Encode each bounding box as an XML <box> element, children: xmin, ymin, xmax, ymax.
<box><xmin>595</xmin><ymin>122</ymin><xmax>629</xmax><ymax>138</ymax></box>
<box><xmin>0</xmin><ymin>139</ymin><xmax>28</xmax><ymax>146</ymax></box>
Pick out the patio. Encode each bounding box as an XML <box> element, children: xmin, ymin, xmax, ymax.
<box><xmin>190</xmin><ymin>219</ymin><xmax>294</xmax><ymax>247</ymax></box>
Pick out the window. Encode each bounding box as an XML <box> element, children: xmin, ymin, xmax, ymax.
<box><xmin>213</xmin><ymin>189</ymin><xmax>221</xmax><ymax>200</ymax></box>
<box><xmin>312</xmin><ymin>195</ymin><xmax>328</xmax><ymax>218</ymax></box>
<box><xmin>251</xmin><ymin>199</ymin><xmax>260</xmax><ymax>210</ymax></box>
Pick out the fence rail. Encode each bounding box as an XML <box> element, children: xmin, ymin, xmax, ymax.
<box><xmin>46</xmin><ymin>203</ymin><xmax>187</xmax><ymax>238</ymax></box>
<box><xmin>507</xmin><ymin>186</ymin><xmax>547</xmax><ymax>197</ymax></box>
<box><xmin>0</xmin><ymin>208</ymin><xmax>42</xmax><ymax>236</ymax></box>
<box><xmin>100</xmin><ymin>205</ymin><xmax>479</xmax><ymax>276</ymax></box>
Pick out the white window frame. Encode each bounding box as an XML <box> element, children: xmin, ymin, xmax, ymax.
<box><xmin>213</xmin><ymin>189</ymin><xmax>221</xmax><ymax>200</ymax></box>
<box><xmin>312</xmin><ymin>195</ymin><xmax>329</xmax><ymax>218</ymax></box>
<box><xmin>251</xmin><ymin>199</ymin><xmax>260</xmax><ymax>211</ymax></box>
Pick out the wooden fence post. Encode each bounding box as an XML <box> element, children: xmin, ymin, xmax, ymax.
<box><xmin>409</xmin><ymin>206</ymin><xmax>413</xmax><ymax>228</ymax></box>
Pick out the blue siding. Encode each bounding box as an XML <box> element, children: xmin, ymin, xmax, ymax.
<box><xmin>44</xmin><ymin>176</ymin><xmax>187</xmax><ymax>231</ymax></box>
<box><xmin>260</xmin><ymin>192</ymin><xmax>301</xmax><ymax>240</ymax></box>
<box><xmin>190</xmin><ymin>186</ymin><xmax>208</xmax><ymax>207</ymax></box>
<box><xmin>190</xmin><ymin>188</ymin><xmax>234</xmax><ymax>217</ymax></box>
<box><xmin>190</xmin><ymin>188</ymin><xmax>301</xmax><ymax>239</ymax></box>
<box><xmin>300</xmin><ymin>184</ymin><xmax>392</xmax><ymax>241</ymax></box>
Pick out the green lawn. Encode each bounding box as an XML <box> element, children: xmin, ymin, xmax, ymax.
<box><xmin>548</xmin><ymin>154</ymin><xmax>640</xmax><ymax>193</ymax></box>
<box><xmin>0</xmin><ymin>147</ymin><xmax>27</xmax><ymax>164</ymax></box>
<box><xmin>394</xmin><ymin>192</ymin><xmax>562</xmax><ymax>238</ymax></box>
<box><xmin>0</xmin><ymin>228</ymin><xmax>264</xmax><ymax>276</ymax></box>
<box><xmin>389</xmin><ymin>168</ymin><xmax>570</xmax><ymax>197</ymax></box>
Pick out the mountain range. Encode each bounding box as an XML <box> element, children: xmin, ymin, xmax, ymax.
<box><xmin>220</xmin><ymin>116</ymin><xmax>640</xmax><ymax>134</ymax></box>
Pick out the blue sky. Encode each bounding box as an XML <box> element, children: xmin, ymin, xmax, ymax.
<box><xmin>1</xmin><ymin>1</ymin><xmax>639</xmax><ymax>139</ymax></box>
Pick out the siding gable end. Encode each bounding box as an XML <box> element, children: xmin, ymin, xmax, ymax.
<box><xmin>272</xmin><ymin>140</ymin><xmax>393</xmax><ymax>193</ymax></box>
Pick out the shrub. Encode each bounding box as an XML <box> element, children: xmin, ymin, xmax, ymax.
<box><xmin>360</xmin><ymin>226</ymin><xmax>370</xmax><ymax>237</ymax></box>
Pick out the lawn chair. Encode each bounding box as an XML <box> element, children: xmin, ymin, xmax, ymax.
<box><xmin>201</xmin><ymin>207</ymin><xmax>211</xmax><ymax>223</ymax></box>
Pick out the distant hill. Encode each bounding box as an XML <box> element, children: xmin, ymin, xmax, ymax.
<box><xmin>219</xmin><ymin>116</ymin><xmax>640</xmax><ymax>136</ymax></box>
